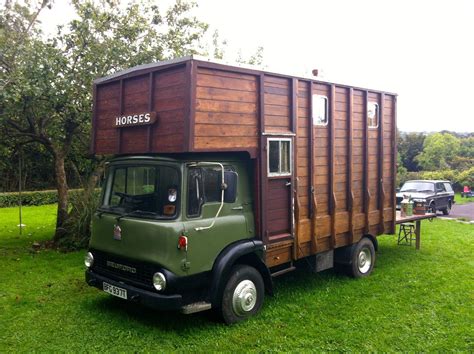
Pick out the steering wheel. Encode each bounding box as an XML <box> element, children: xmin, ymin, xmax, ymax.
<box><xmin>114</xmin><ymin>192</ymin><xmax>131</xmax><ymax>205</ymax></box>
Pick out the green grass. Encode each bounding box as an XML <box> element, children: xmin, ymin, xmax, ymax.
<box><xmin>1</xmin><ymin>204</ymin><xmax>473</xmax><ymax>351</ymax></box>
<box><xmin>455</xmin><ymin>192</ymin><xmax>474</xmax><ymax>205</ymax></box>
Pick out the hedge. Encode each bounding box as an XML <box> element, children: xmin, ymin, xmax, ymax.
<box><xmin>0</xmin><ymin>189</ymin><xmax>100</xmax><ymax>208</ymax></box>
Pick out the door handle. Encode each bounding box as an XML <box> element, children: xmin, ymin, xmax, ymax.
<box><xmin>285</xmin><ymin>182</ymin><xmax>291</xmax><ymax>187</ymax></box>
<box><xmin>231</xmin><ymin>206</ymin><xmax>243</xmax><ymax>211</ymax></box>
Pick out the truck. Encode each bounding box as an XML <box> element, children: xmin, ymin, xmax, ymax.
<box><xmin>85</xmin><ymin>56</ymin><xmax>397</xmax><ymax>324</ymax></box>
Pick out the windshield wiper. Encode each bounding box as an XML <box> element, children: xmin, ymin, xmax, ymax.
<box><xmin>116</xmin><ymin>210</ymin><xmax>158</xmax><ymax>221</ymax></box>
<box><xmin>418</xmin><ymin>190</ymin><xmax>434</xmax><ymax>193</ymax></box>
<box><xmin>401</xmin><ymin>189</ymin><xmax>417</xmax><ymax>192</ymax></box>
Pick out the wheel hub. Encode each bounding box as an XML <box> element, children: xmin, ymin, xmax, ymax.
<box><xmin>358</xmin><ymin>248</ymin><xmax>372</xmax><ymax>273</ymax></box>
<box><xmin>232</xmin><ymin>280</ymin><xmax>257</xmax><ymax>315</ymax></box>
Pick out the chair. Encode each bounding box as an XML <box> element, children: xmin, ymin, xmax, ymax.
<box><xmin>398</xmin><ymin>223</ymin><xmax>415</xmax><ymax>246</ymax></box>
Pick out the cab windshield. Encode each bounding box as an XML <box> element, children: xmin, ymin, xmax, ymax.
<box><xmin>400</xmin><ymin>181</ymin><xmax>434</xmax><ymax>193</ymax></box>
<box><xmin>101</xmin><ymin>165</ymin><xmax>180</xmax><ymax>219</ymax></box>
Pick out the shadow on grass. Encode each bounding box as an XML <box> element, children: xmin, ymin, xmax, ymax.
<box><xmin>79</xmin><ymin>235</ymin><xmax>420</xmax><ymax>331</ymax></box>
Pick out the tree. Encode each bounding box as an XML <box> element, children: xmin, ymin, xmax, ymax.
<box><xmin>397</xmin><ymin>131</ymin><xmax>425</xmax><ymax>172</ymax></box>
<box><xmin>0</xmin><ymin>0</ymin><xmax>209</xmax><ymax>244</ymax></box>
<box><xmin>415</xmin><ymin>132</ymin><xmax>460</xmax><ymax>171</ymax></box>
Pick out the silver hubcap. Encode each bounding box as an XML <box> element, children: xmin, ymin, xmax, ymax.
<box><xmin>232</xmin><ymin>280</ymin><xmax>257</xmax><ymax>315</ymax></box>
<box><xmin>358</xmin><ymin>247</ymin><xmax>372</xmax><ymax>274</ymax></box>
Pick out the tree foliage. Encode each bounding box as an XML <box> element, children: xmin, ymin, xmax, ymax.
<box><xmin>0</xmin><ymin>0</ymin><xmax>209</xmax><ymax>245</ymax></box>
<box><xmin>415</xmin><ymin>132</ymin><xmax>460</xmax><ymax>170</ymax></box>
<box><xmin>398</xmin><ymin>131</ymin><xmax>425</xmax><ymax>171</ymax></box>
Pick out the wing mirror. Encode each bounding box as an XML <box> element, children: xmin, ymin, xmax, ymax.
<box><xmin>223</xmin><ymin>171</ymin><xmax>238</xmax><ymax>203</ymax></box>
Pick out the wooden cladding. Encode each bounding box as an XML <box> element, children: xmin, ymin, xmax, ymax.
<box><xmin>294</xmin><ymin>81</ymin><xmax>396</xmax><ymax>255</ymax></box>
<box><xmin>93</xmin><ymin>66</ymin><xmax>187</xmax><ymax>154</ymax></box>
<box><xmin>91</xmin><ymin>57</ymin><xmax>396</xmax><ymax>259</ymax></box>
<box><xmin>194</xmin><ymin>67</ymin><xmax>258</xmax><ymax>152</ymax></box>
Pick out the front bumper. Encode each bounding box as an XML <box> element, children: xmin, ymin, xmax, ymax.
<box><xmin>86</xmin><ymin>269</ymin><xmax>182</xmax><ymax>311</ymax></box>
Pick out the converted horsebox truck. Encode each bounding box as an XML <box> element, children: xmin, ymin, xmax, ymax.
<box><xmin>85</xmin><ymin>56</ymin><xmax>397</xmax><ymax>324</ymax></box>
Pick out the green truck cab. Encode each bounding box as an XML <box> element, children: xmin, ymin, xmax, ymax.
<box><xmin>86</xmin><ymin>155</ymin><xmax>270</xmax><ymax>323</ymax></box>
<box><xmin>86</xmin><ymin>57</ymin><xmax>397</xmax><ymax>324</ymax></box>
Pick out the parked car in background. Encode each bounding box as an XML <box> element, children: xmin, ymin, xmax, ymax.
<box><xmin>396</xmin><ymin>180</ymin><xmax>455</xmax><ymax>215</ymax></box>
<box><xmin>461</xmin><ymin>186</ymin><xmax>474</xmax><ymax>198</ymax></box>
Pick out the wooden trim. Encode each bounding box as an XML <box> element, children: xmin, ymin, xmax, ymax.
<box><xmin>291</xmin><ymin>78</ymin><xmax>298</xmax><ymax>259</ymax></box>
<box><xmin>364</xmin><ymin>90</ymin><xmax>370</xmax><ymax>234</ymax></box>
<box><xmin>391</xmin><ymin>95</ymin><xmax>397</xmax><ymax>234</ymax></box>
<box><xmin>291</xmin><ymin>79</ymin><xmax>297</xmax><ymax>134</ymax></box>
<box><xmin>329</xmin><ymin>84</ymin><xmax>336</xmax><ymax>248</ymax></box>
<box><xmin>117</xmin><ymin>79</ymin><xmax>124</xmax><ymax>154</ymax></box>
<box><xmin>184</xmin><ymin>61</ymin><xmax>194</xmax><ymax>151</ymax></box>
<box><xmin>259</xmin><ymin>74</ymin><xmax>268</xmax><ymax>243</ymax></box>
<box><xmin>90</xmin><ymin>83</ymin><xmax>98</xmax><ymax>154</ymax></box>
<box><xmin>147</xmin><ymin>72</ymin><xmax>154</xmax><ymax>152</ymax></box>
<box><xmin>309</xmin><ymin>81</ymin><xmax>317</xmax><ymax>254</ymax></box>
<box><xmin>378</xmin><ymin>93</ymin><xmax>386</xmax><ymax>233</ymax></box>
<box><xmin>348</xmin><ymin>88</ymin><xmax>355</xmax><ymax>243</ymax></box>
<box><xmin>97</xmin><ymin>62</ymin><xmax>187</xmax><ymax>85</ymax></box>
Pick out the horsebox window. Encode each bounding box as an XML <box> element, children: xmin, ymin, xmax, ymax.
<box><xmin>268</xmin><ymin>139</ymin><xmax>291</xmax><ymax>176</ymax></box>
<box><xmin>312</xmin><ymin>94</ymin><xmax>328</xmax><ymax>126</ymax></box>
<box><xmin>368</xmin><ymin>102</ymin><xmax>379</xmax><ymax>128</ymax></box>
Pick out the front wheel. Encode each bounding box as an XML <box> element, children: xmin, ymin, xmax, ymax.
<box><xmin>428</xmin><ymin>202</ymin><xmax>436</xmax><ymax>214</ymax></box>
<box><xmin>349</xmin><ymin>237</ymin><xmax>376</xmax><ymax>278</ymax></box>
<box><xmin>220</xmin><ymin>265</ymin><xmax>264</xmax><ymax>325</ymax></box>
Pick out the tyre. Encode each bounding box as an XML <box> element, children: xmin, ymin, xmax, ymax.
<box><xmin>442</xmin><ymin>201</ymin><xmax>452</xmax><ymax>215</ymax></box>
<box><xmin>428</xmin><ymin>202</ymin><xmax>436</xmax><ymax>214</ymax></box>
<box><xmin>220</xmin><ymin>265</ymin><xmax>264</xmax><ymax>325</ymax></box>
<box><xmin>349</xmin><ymin>237</ymin><xmax>375</xmax><ymax>278</ymax></box>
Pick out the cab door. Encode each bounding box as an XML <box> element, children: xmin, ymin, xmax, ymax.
<box><xmin>183</xmin><ymin>164</ymin><xmax>248</xmax><ymax>275</ymax></box>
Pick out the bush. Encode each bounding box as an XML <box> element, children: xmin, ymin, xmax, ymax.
<box><xmin>58</xmin><ymin>188</ymin><xmax>101</xmax><ymax>250</ymax></box>
<box><xmin>457</xmin><ymin>167</ymin><xmax>474</xmax><ymax>188</ymax></box>
<box><xmin>0</xmin><ymin>189</ymin><xmax>99</xmax><ymax>208</ymax></box>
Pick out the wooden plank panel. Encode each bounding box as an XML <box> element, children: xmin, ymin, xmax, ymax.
<box><xmin>196</xmin><ymin>99</ymin><xmax>257</xmax><ymax>114</ymax></box>
<box><xmin>197</xmin><ymin>73</ymin><xmax>256</xmax><ymax>91</ymax></box>
<box><xmin>194</xmin><ymin>137</ymin><xmax>258</xmax><ymax>149</ymax></box>
<box><xmin>196</xmin><ymin>86</ymin><xmax>256</xmax><ymax>103</ymax></box>
<box><xmin>194</xmin><ymin>124</ymin><xmax>257</xmax><ymax>137</ymax></box>
<box><xmin>198</xmin><ymin>67</ymin><xmax>257</xmax><ymax>83</ymax></box>
<box><xmin>195</xmin><ymin>112</ymin><xmax>256</xmax><ymax>125</ymax></box>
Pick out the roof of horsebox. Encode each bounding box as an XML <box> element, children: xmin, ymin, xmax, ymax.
<box><xmin>93</xmin><ymin>55</ymin><xmax>398</xmax><ymax>96</ymax></box>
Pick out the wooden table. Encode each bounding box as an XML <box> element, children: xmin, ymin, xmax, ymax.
<box><xmin>395</xmin><ymin>211</ymin><xmax>436</xmax><ymax>250</ymax></box>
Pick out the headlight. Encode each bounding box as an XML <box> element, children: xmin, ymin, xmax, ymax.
<box><xmin>153</xmin><ymin>272</ymin><xmax>166</xmax><ymax>291</ymax></box>
<box><xmin>84</xmin><ymin>252</ymin><xmax>94</xmax><ymax>268</ymax></box>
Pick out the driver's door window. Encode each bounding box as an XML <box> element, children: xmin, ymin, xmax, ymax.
<box><xmin>187</xmin><ymin>168</ymin><xmax>204</xmax><ymax>217</ymax></box>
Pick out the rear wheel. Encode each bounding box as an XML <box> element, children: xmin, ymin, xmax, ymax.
<box><xmin>442</xmin><ymin>201</ymin><xmax>452</xmax><ymax>215</ymax></box>
<box><xmin>349</xmin><ymin>237</ymin><xmax>375</xmax><ymax>278</ymax></box>
<box><xmin>220</xmin><ymin>265</ymin><xmax>264</xmax><ymax>325</ymax></box>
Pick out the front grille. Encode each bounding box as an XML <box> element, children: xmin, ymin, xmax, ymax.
<box><xmin>91</xmin><ymin>249</ymin><xmax>158</xmax><ymax>290</ymax></box>
<box><xmin>396</xmin><ymin>196</ymin><xmax>403</xmax><ymax>205</ymax></box>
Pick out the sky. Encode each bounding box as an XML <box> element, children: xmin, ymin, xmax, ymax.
<box><xmin>38</xmin><ymin>0</ymin><xmax>474</xmax><ymax>133</ymax></box>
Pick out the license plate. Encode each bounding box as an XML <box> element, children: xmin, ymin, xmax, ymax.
<box><xmin>103</xmin><ymin>282</ymin><xmax>127</xmax><ymax>299</ymax></box>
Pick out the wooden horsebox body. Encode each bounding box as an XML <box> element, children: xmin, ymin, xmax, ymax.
<box><xmin>92</xmin><ymin>56</ymin><xmax>397</xmax><ymax>270</ymax></box>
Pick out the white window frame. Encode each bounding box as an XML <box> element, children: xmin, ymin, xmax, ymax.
<box><xmin>267</xmin><ymin>138</ymin><xmax>292</xmax><ymax>177</ymax></box>
<box><xmin>312</xmin><ymin>94</ymin><xmax>329</xmax><ymax>126</ymax></box>
<box><xmin>367</xmin><ymin>102</ymin><xmax>379</xmax><ymax>129</ymax></box>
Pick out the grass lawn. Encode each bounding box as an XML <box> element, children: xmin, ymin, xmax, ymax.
<box><xmin>455</xmin><ymin>192</ymin><xmax>474</xmax><ymax>205</ymax></box>
<box><xmin>1</xmin><ymin>204</ymin><xmax>473</xmax><ymax>351</ymax></box>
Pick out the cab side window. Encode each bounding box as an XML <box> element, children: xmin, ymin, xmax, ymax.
<box><xmin>187</xmin><ymin>166</ymin><xmax>235</xmax><ymax>218</ymax></box>
<box><xmin>187</xmin><ymin>168</ymin><xmax>203</xmax><ymax>217</ymax></box>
